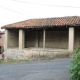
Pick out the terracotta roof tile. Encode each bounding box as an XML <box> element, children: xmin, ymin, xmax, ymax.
<box><xmin>1</xmin><ymin>16</ymin><xmax>80</xmax><ymax>29</ymax></box>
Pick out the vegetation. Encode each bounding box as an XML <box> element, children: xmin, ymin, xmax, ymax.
<box><xmin>69</xmin><ymin>48</ymin><xmax>80</xmax><ymax>80</ymax></box>
<box><xmin>0</xmin><ymin>59</ymin><xmax>30</xmax><ymax>64</ymax></box>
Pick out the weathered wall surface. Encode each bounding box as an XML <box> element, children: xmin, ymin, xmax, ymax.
<box><xmin>4</xmin><ymin>29</ymin><xmax>70</xmax><ymax>60</ymax></box>
<box><xmin>0</xmin><ymin>33</ymin><xmax>5</xmax><ymax>52</ymax></box>
<box><xmin>38</xmin><ymin>31</ymin><xmax>43</xmax><ymax>47</ymax></box>
<box><xmin>74</xmin><ymin>30</ymin><xmax>80</xmax><ymax>49</ymax></box>
<box><xmin>25</xmin><ymin>30</ymin><xmax>68</xmax><ymax>49</ymax></box>
<box><xmin>4</xmin><ymin>49</ymin><xmax>27</xmax><ymax>60</ymax></box>
<box><xmin>45</xmin><ymin>31</ymin><xmax>68</xmax><ymax>48</ymax></box>
<box><xmin>8</xmin><ymin>29</ymin><xmax>19</xmax><ymax>48</ymax></box>
<box><xmin>25</xmin><ymin>31</ymin><xmax>35</xmax><ymax>48</ymax></box>
<box><xmin>0</xmin><ymin>34</ymin><xmax>4</xmax><ymax>46</ymax></box>
<box><xmin>6</xmin><ymin>28</ymin><xmax>80</xmax><ymax>51</ymax></box>
<box><xmin>4</xmin><ymin>49</ymin><xmax>70</xmax><ymax>60</ymax></box>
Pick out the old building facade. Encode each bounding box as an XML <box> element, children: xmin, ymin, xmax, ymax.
<box><xmin>0</xmin><ymin>31</ymin><xmax>5</xmax><ymax>54</ymax></box>
<box><xmin>1</xmin><ymin>16</ymin><xmax>80</xmax><ymax>59</ymax></box>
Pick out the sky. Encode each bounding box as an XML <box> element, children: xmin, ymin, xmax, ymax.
<box><xmin>0</xmin><ymin>0</ymin><xmax>80</xmax><ymax>30</ymax></box>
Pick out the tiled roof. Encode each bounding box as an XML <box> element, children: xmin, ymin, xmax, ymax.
<box><xmin>1</xmin><ymin>16</ymin><xmax>80</xmax><ymax>29</ymax></box>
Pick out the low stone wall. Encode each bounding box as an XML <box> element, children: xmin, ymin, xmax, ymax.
<box><xmin>3</xmin><ymin>49</ymin><xmax>70</xmax><ymax>60</ymax></box>
<box><xmin>23</xmin><ymin>49</ymin><xmax>70</xmax><ymax>60</ymax></box>
<box><xmin>4</xmin><ymin>49</ymin><xmax>27</xmax><ymax>60</ymax></box>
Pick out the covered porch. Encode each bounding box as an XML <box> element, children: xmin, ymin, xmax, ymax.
<box><xmin>2</xmin><ymin>16</ymin><xmax>80</xmax><ymax>60</ymax></box>
<box><xmin>5</xmin><ymin>27</ymin><xmax>75</xmax><ymax>52</ymax></box>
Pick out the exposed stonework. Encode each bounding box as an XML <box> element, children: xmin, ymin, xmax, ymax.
<box><xmin>3</xmin><ymin>49</ymin><xmax>70</xmax><ymax>60</ymax></box>
<box><xmin>8</xmin><ymin>30</ymin><xmax>19</xmax><ymax>48</ymax></box>
<box><xmin>25</xmin><ymin>30</ymin><xmax>68</xmax><ymax>48</ymax></box>
<box><xmin>4</xmin><ymin>49</ymin><xmax>27</xmax><ymax>60</ymax></box>
<box><xmin>0</xmin><ymin>31</ymin><xmax>5</xmax><ymax>53</ymax></box>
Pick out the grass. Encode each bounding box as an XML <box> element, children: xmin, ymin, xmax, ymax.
<box><xmin>0</xmin><ymin>59</ymin><xmax>30</xmax><ymax>64</ymax></box>
<box><xmin>0</xmin><ymin>57</ymin><xmax>54</xmax><ymax>64</ymax></box>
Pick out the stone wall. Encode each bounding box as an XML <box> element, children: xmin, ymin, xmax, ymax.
<box><xmin>45</xmin><ymin>31</ymin><xmax>68</xmax><ymax>48</ymax></box>
<box><xmin>0</xmin><ymin>33</ymin><xmax>4</xmax><ymax>46</ymax></box>
<box><xmin>74</xmin><ymin>30</ymin><xmax>80</xmax><ymax>49</ymax></box>
<box><xmin>25</xmin><ymin>31</ymin><xmax>35</xmax><ymax>47</ymax></box>
<box><xmin>4</xmin><ymin>49</ymin><xmax>27</xmax><ymax>60</ymax></box>
<box><xmin>4</xmin><ymin>49</ymin><xmax>70</xmax><ymax>60</ymax></box>
<box><xmin>8</xmin><ymin>29</ymin><xmax>19</xmax><ymax>48</ymax></box>
<box><xmin>38</xmin><ymin>31</ymin><xmax>43</xmax><ymax>47</ymax></box>
<box><xmin>7</xmin><ymin>29</ymin><xmax>68</xmax><ymax>49</ymax></box>
<box><xmin>0</xmin><ymin>33</ymin><xmax>5</xmax><ymax>53</ymax></box>
<box><xmin>25</xmin><ymin>30</ymin><xmax>68</xmax><ymax>49</ymax></box>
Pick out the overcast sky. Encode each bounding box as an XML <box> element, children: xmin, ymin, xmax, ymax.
<box><xmin>0</xmin><ymin>0</ymin><xmax>80</xmax><ymax>30</ymax></box>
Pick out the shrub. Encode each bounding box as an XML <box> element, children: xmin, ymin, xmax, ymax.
<box><xmin>69</xmin><ymin>49</ymin><xmax>80</xmax><ymax>80</ymax></box>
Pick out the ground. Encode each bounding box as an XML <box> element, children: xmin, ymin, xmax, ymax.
<box><xmin>0</xmin><ymin>58</ymin><xmax>71</xmax><ymax>80</ymax></box>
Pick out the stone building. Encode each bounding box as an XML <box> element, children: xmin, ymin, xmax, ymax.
<box><xmin>1</xmin><ymin>16</ymin><xmax>80</xmax><ymax>60</ymax></box>
<box><xmin>0</xmin><ymin>31</ymin><xmax>5</xmax><ymax>54</ymax></box>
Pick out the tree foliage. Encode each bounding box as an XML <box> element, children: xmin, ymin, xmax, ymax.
<box><xmin>69</xmin><ymin>49</ymin><xmax>80</xmax><ymax>80</ymax></box>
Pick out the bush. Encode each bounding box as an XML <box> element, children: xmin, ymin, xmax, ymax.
<box><xmin>69</xmin><ymin>49</ymin><xmax>80</xmax><ymax>80</ymax></box>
